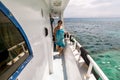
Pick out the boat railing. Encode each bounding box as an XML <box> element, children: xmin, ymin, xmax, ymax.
<box><xmin>64</xmin><ymin>34</ymin><xmax>109</xmax><ymax>80</ymax></box>
<box><xmin>7</xmin><ymin>41</ymin><xmax>28</xmax><ymax>65</ymax></box>
<box><xmin>8</xmin><ymin>41</ymin><xmax>26</xmax><ymax>52</ymax></box>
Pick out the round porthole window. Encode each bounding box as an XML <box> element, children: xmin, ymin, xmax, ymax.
<box><xmin>45</xmin><ymin>27</ymin><xmax>48</xmax><ymax>37</ymax></box>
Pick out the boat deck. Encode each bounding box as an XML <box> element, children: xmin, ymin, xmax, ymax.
<box><xmin>48</xmin><ymin>41</ymin><xmax>96</xmax><ymax>80</ymax></box>
<box><xmin>48</xmin><ymin>52</ymin><xmax>65</xmax><ymax>80</ymax></box>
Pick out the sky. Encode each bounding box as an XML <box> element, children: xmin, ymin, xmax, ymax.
<box><xmin>64</xmin><ymin>0</ymin><xmax>120</xmax><ymax>18</ymax></box>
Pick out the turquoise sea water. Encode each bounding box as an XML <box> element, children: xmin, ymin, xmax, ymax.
<box><xmin>64</xmin><ymin>18</ymin><xmax>120</xmax><ymax>80</ymax></box>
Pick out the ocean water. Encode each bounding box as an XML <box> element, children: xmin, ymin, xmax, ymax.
<box><xmin>64</xmin><ymin>18</ymin><xmax>120</xmax><ymax>80</ymax></box>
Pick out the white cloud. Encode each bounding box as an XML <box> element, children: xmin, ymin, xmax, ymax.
<box><xmin>64</xmin><ymin>0</ymin><xmax>120</xmax><ymax>18</ymax></box>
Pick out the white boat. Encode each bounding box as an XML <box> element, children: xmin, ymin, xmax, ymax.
<box><xmin>0</xmin><ymin>0</ymin><xmax>109</xmax><ymax>80</ymax></box>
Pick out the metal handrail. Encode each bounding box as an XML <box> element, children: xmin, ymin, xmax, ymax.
<box><xmin>87</xmin><ymin>55</ymin><xmax>109</xmax><ymax>80</ymax></box>
<box><xmin>69</xmin><ymin>35</ymin><xmax>109</xmax><ymax>80</ymax></box>
<box><xmin>8</xmin><ymin>41</ymin><xmax>25</xmax><ymax>51</ymax></box>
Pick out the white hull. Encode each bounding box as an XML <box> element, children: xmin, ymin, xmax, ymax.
<box><xmin>1</xmin><ymin>0</ymin><xmax>53</xmax><ymax>80</ymax></box>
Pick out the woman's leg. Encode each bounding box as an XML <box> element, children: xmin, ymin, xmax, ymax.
<box><xmin>58</xmin><ymin>47</ymin><xmax>63</xmax><ymax>56</ymax></box>
<box><xmin>56</xmin><ymin>45</ymin><xmax>63</xmax><ymax>56</ymax></box>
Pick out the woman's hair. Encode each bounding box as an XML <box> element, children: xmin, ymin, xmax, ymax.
<box><xmin>58</xmin><ymin>20</ymin><xmax>62</xmax><ymax>24</ymax></box>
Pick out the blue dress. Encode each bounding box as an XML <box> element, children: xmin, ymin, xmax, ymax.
<box><xmin>55</xmin><ymin>29</ymin><xmax>65</xmax><ymax>48</ymax></box>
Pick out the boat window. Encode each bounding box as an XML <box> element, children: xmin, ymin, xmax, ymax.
<box><xmin>0</xmin><ymin>10</ymin><xmax>29</xmax><ymax>79</ymax></box>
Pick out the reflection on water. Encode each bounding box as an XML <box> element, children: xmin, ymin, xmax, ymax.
<box><xmin>64</xmin><ymin>18</ymin><xmax>120</xmax><ymax>80</ymax></box>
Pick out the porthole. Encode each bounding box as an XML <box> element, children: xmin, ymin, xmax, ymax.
<box><xmin>45</xmin><ymin>27</ymin><xmax>48</xmax><ymax>37</ymax></box>
<box><xmin>0</xmin><ymin>2</ymin><xmax>33</xmax><ymax>80</ymax></box>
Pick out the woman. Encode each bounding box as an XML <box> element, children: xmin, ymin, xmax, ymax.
<box><xmin>54</xmin><ymin>20</ymin><xmax>65</xmax><ymax>56</ymax></box>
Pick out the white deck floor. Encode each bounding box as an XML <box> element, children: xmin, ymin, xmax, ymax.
<box><xmin>48</xmin><ymin>52</ymin><xmax>65</xmax><ymax>80</ymax></box>
<box><xmin>48</xmin><ymin>44</ymin><xmax>96</xmax><ymax>80</ymax></box>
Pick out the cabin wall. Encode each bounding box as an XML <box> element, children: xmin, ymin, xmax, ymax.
<box><xmin>1</xmin><ymin>0</ymin><xmax>53</xmax><ymax>80</ymax></box>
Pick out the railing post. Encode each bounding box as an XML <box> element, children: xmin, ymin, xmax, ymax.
<box><xmin>87</xmin><ymin>55</ymin><xmax>109</xmax><ymax>80</ymax></box>
<box><xmin>86</xmin><ymin>63</ymin><xmax>93</xmax><ymax>78</ymax></box>
<box><xmin>21</xmin><ymin>44</ymin><xmax>26</xmax><ymax>52</ymax></box>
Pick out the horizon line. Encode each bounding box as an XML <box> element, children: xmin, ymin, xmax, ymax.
<box><xmin>63</xmin><ymin>17</ymin><xmax>120</xmax><ymax>18</ymax></box>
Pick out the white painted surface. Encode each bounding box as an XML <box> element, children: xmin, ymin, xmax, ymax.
<box><xmin>48</xmin><ymin>52</ymin><xmax>64</xmax><ymax>80</ymax></box>
<box><xmin>64</xmin><ymin>42</ymin><xmax>83</xmax><ymax>80</ymax></box>
<box><xmin>1</xmin><ymin>0</ymin><xmax>52</xmax><ymax>80</ymax></box>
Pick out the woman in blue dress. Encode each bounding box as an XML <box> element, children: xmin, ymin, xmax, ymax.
<box><xmin>54</xmin><ymin>20</ymin><xmax>65</xmax><ymax>56</ymax></box>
